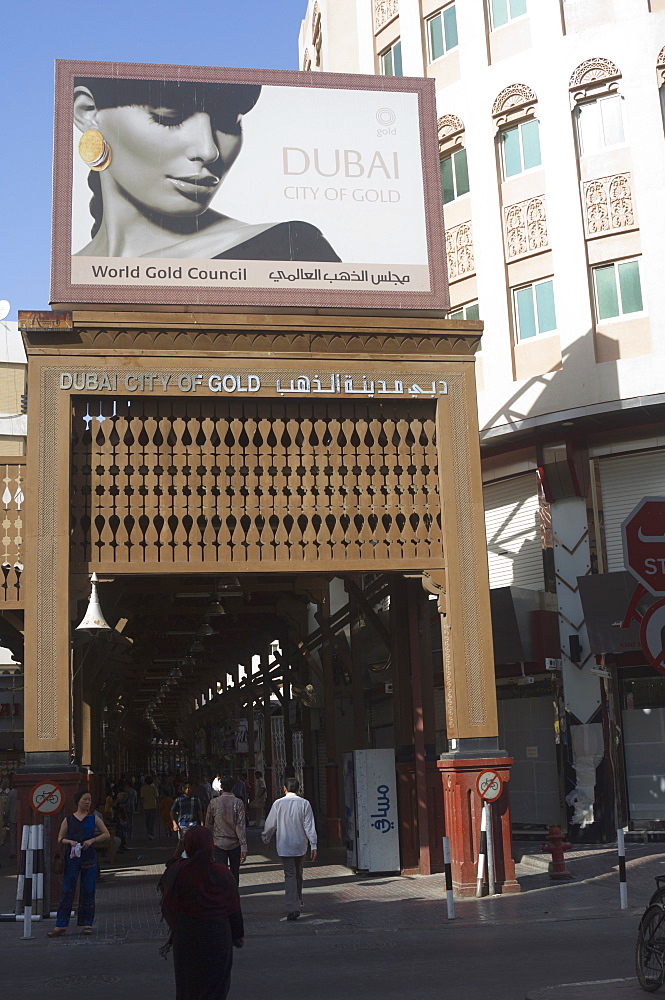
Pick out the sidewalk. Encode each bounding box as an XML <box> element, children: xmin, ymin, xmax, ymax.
<box><xmin>0</xmin><ymin>823</ymin><xmax>662</xmax><ymax>999</ymax></box>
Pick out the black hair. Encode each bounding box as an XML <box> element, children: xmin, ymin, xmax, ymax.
<box><xmin>254</xmin><ymin>771</ymin><xmax>262</xmax><ymax>779</ymax></box>
<box><xmin>222</xmin><ymin>775</ymin><xmax>236</xmax><ymax>793</ymax></box>
<box><xmin>74</xmin><ymin>788</ymin><xmax>91</xmax><ymax>805</ymax></box>
<box><xmin>75</xmin><ymin>76</ymin><xmax>261</xmax><ymax>121</ymax></box>
<box><xmin>75</xmin><ymin>76</ymin><xmax>262</xmax><ymax>239</ymax></box>
<box><xmin>285</xmin><ymin>778</ymin><xmax>300</xmax><ymax>794</ymax></box>
<box><xmin>145</xmin><ymin>775</ymin><xmax>153</xmax><ymax>784</ymax></box>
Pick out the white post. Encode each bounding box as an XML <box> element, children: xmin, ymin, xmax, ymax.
<box><xmin>15</xmin><ymin>824</ymin><xmax>29</xmax><ymax>916</ymax></box>
<box><xmin>486</xmin><ymin>802</ymin><xmax>496</xmax><ymax>896</ymax></box>
<box><xmin>34</xmin><ymin>825</ymin><xmax>44</xmax><ymax>910</ymax></box>
<box><xmin>476</xmin><ymin>805</ymin><xmax>487</xmax><ymax>897</ymax></box>
<box><xmin>617</xmin><ymin>828</ymin><xmax>628</xmax><ymax>910</ymax></box>
<box><xmin>443</xmin><ymin>837</ymin><xmax>455</xmax><ymax>919</ymax></box>
<box><xmin>23</xmin><ymin>825</ymin><xmax>35</xmax><ymax>939</ymax></box>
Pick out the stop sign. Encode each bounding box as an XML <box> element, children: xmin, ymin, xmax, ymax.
<box><xmin>622</xmin><ymin>497</ymin><xmax>665</xmax><ymax>596</ymax></box>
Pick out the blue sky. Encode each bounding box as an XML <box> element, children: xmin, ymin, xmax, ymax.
<box><xmin>0</xmin><ymin>0</ymin><xmax>308</xmax><ymax>319</ymax></box>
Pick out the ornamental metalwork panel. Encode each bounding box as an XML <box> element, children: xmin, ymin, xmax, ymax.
<box><xmin>70</xmin><ymin>397</ymin><xmax>442</xmax><ymax>569</ymax></box>
<box><xmin>0</xmin><ymin>460</ymin><xmax>25</xmax><ymax>605</ymax></box>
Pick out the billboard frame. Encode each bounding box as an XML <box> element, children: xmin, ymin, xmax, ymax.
<box><xmin>51</xmin><ymin>59</ymin><xmax>448</xmax><ymax>312</ymax></box>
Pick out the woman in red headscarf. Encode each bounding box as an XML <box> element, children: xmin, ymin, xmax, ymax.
<box><xmin>159</xmin><ymin>825</ymin><xmax>244</xmax><ymax>1000</ymax></box>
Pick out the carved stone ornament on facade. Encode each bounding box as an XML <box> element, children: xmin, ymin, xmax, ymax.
<box><xmin>492</xmin><ymin>83</ymin><xmax>538</xmax><ymax>118</ymax></box>
<box><xmin>569</xmin><ymin>57</ymin><xmax>621</xmax><ymax>90</ymax></box>
<box><xmin>504</xmin><ymin>197</ymin><xmax>548</xmax><ymax>259</ymax></box>
<box><xmin>583</xmin><ymin>173</ymin><xmax>635</xmax><ymax>236</ymax></box>
<box><xmin>657</xmin><ymin>46</ymin><xmax>665</xmax><ymax>84</ymax></box>
<box><xmin>374</xmin><ymin>0</ymin><xmax>399</xmax><ymax>32</ymax></box>
<box><xmin>302</xmin><ymin>48</ymin><xmax>312</xmax><ymax>71</ymax></box>
<box><xmin>438</xmin><ymin>115</ymin><xmax>465</xmax><ymax>152</ymax></box>
<box><xmin>312</xmin><ymin>2</ymin><xmax>322</xmax><ymax>66</ymax></box>
<box><xmin>446</xmin><ymin>223</ymin><xmax>475</xmax><ymax>281</ymax></box>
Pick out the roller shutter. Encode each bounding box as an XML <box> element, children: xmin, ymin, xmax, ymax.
<box><xmin>483</xmin><ymin>473</ymin><xmax>544</xmax><ymax>590</ymax></box>
<box><xmin>599</xmin><ymin>450</ymin><xmax>665</xmax><ymax>572</ymax></box>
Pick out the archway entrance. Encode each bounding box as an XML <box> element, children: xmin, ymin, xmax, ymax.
<box><xmin>18</xmin><ymin>308</ymin><xmax>517</xmax><ymax>894</ymax></box>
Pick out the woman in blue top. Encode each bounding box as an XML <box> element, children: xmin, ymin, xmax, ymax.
<box><xmin>47</xmin><ymin>789</ymin><xmax>110</xmax><ymax>937</ymax></box>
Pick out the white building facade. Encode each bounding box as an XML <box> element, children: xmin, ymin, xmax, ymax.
<box><xmin>299</xmin><ymin>0</ymin><xmax>665</xmax><ymax>840</ymax></box>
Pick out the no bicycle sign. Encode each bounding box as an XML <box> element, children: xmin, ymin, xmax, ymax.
<box><xmin>30</xmin><ymin>781</ymin><xmax>64</xmax><ymax>815</ymax></box>
<box><xmin>476</xmin><ymin>770</ymin><xmax>503</xmax><ymax>803</ymax></box>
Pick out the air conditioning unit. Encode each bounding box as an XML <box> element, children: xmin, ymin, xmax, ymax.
<box><xmin>545</xmin><ymin>658</ymin><xmax>562</xmax><ymax>671</ymax></box>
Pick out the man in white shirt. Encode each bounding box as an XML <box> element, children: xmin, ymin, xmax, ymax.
<box><xmin>262</xmin><ymin>777</ymin><xmax>317</xmax><ymax>920</ymax></box>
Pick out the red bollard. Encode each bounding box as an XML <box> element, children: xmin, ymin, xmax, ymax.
<box><xmin>541</xmin><ymin>826</ymin><xmax>573</xmax><ymax>880</ymax></box>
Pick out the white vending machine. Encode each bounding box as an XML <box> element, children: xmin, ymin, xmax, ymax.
<box><xmin>343</xmin><ymin>748</ymin><xmax>400</xmax><ymax>873</ymax></box>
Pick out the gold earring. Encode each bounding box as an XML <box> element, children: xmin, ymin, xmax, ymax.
<box><xmin>78</xmin><ymin>128</ymin><xmax>112</xmax><ymax>171</ymax></box>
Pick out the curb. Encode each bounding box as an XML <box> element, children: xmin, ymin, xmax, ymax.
<box><xmin>526</xmin><ymin>979</ymin><xmax>640</xmax><ymax>999</ymax></box>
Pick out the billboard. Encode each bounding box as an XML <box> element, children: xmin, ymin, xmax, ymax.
<box><xmin>51</xmin><ymin>61</ymin><xmax>447</xmax><ymax>311</ymax></box>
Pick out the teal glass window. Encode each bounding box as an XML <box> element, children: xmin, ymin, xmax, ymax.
<box><xmin>594</xmin><ymin>260</ymin><xmax>643</xmax><ymax>320</ymax></box>
<box><xmin>514</xmin><ymin>280</ymin><xmax>556</xmax><ymax>341</ymax></box>
<box><xmin>576</xmin><ymin>95</ymin><xmax>625</xmax><ymax>156</ymax></box>
<box><xmin>428</xmin><ymin>5</ymin><xmax>458</xmax><ymax>61</ymax></box>
<box><xmin>491</xmin><ymin>0</ymin><xmax>527</xmax><ymax>29</ymax></box>
<box><xmin>502</xmin><ymin>120</ymin><xmax>541</xmax><ymax>178</ymax></box>
<box><xmin>448</xmin><ymin>301</ymin><xmax>480</xmax><ymax>321</ymax></box>
<box><xmin>381</xmin><ymin>40</ymin><xmax>403</xmax><ymax>77</ymax></box>
<box><xmin>440</xmin><ymin>148</ymin><xmax>469</xmax><ymax>204</ymax></box>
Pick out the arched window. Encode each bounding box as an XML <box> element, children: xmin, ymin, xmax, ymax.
<box><xmin>492</xmin><ymin>84</ymin><xmax>541</xmax><ymax>180</ymax></box>
<box><xmin>438</xmin><ymin>115</ymin><xmax>469</xmax><ymax>204</ymax></box>
<box><xmin>569</xmin><ymin>58</ymin><xmax>624</xmax><ymax>157</ymax></box>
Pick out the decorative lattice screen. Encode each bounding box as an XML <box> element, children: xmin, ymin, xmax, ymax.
<box><xmin>0</xmin><ymin>460</ymin><xmax>24</xmax><ymax>604</ymax></box>
<box><xmin>70</xmin><ymin>398</ymin><xmax>442</xmax><ymax>569</ymax></box>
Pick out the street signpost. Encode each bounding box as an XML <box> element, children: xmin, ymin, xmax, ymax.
<box><xmin>475</xmin><ymin>769</ymin><xmax>503</xmax><ymax>897</ymax></box>
<box><xmin>476</xmin><ymin>769</ymin><xmax>503</xmax><ymax>802</ymax></box>
<box><xmin>622</xmin><ymin>497</ymin><xmax>665</xmax><ymax>596</ymax></box>
<box><xmin>620</xmin><ymin>498</ymin><xmax>665</xmax><ymax>676</ymax></box>
<box><xmin>30</xmin><ymin>781</ymin><xmax>64</xmax><ymax>816</ymax></box>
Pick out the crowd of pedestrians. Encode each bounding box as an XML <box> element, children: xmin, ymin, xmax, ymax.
<box><xmin>6</xmin><ymin>766</ymin><xmax>315</xmax><ymax>999</ymax></box>
<box><xmin>0</xmin><ymin>775</ymin><xmax>17</xmax><ymax>861</ymax></box>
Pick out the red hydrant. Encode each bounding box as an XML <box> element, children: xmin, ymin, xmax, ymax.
<box><xmin>541</xmin><ymin>826</ymin><xmax>573</xmax><ymax>880</ymax></box>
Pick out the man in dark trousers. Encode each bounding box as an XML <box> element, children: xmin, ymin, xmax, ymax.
<box><xmin>170</xmin><ymin>780</ymin><xmax>204</xmax><ymax>859</ymax></box>
<box><xmin>205</xmin><ymin>775</ymin><xmax>247</xmax><ymax>884</ymax></box>
<box><xmin>262</xmin><ymin>777</ymin><xmax>317</xmax><ymax>920</ymax></box>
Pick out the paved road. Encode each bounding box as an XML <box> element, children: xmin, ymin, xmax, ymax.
<box><xmin>0</xmin><ymin>825</ymin><xmax>662</xmax><ymax>999</ymax></box>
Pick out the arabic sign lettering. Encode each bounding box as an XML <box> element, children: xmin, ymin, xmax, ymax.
<box><xmin>370</xmin><ymin>784</ymin><xmax>395</xmax><ymax>833</ymax></box>
<box><xmin>57</xmin><ymin>370</ymin><xmax>449</xmax><ymax>398</ymax></box>
<box><xmin>52</xmin><ymin>61</ymin><xmax>447</xmax><ymax>311</ymax></box>
<box><xmin>622</xmin><ymin>497</ymin><xmax>665</xmax><ymax>597</ymax></box>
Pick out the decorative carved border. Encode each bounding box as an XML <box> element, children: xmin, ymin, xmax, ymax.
<box><xmin>27</xmin><ymin>324</ymin><xmax>482</xmax><ymax>356</ymax></box>
<box><xmin>446</xmin><ymin>223</ymin><xmax>475</xmax><ymax>282</ymax></box>
<box><xmin>447</xmin><ymin>370</ymin><xmax>488</xmax><ymax>728</ymax></box>
<box><xmin>569</xmin><ymin>57</ymin><xmax>621</xmax><ymax>90</ymax></box>
<box><xmin>374</xmin><ymin>0</ymin><xmax>399</xmax><ymax>33</ymax></box>
<box><xmin>492</xmin><ymin>83</ymin><xmax>537</xmax><ymax>118</ymax></box>
<box><xmin>657</xmin><ymin>45</ymin><xmax>665</xmax><ymax>85</ymax></box>
<box><xmin>37</xmin><ymin>367</ymin><xmax>61</xmax><ymax>740</ymax></box>
<box><xmin>582</xmin><ymin>173</ymin><xmax>635</xmax><ymax>237</ymax></box>
<box><xmin>503</xmin><ymin>196</ymin><xmax>548</xmax><ymax>259</ymax></box>
<box><xmin>438</xmin><ymin>114</ymin><xmax>465</xmax><ymax>153</ymax></box>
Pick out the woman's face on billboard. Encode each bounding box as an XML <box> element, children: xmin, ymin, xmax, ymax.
<box><xmin>95</xmin><ymin>104</ymin><xmax>243</xmax><ymax>217</ymax></box>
